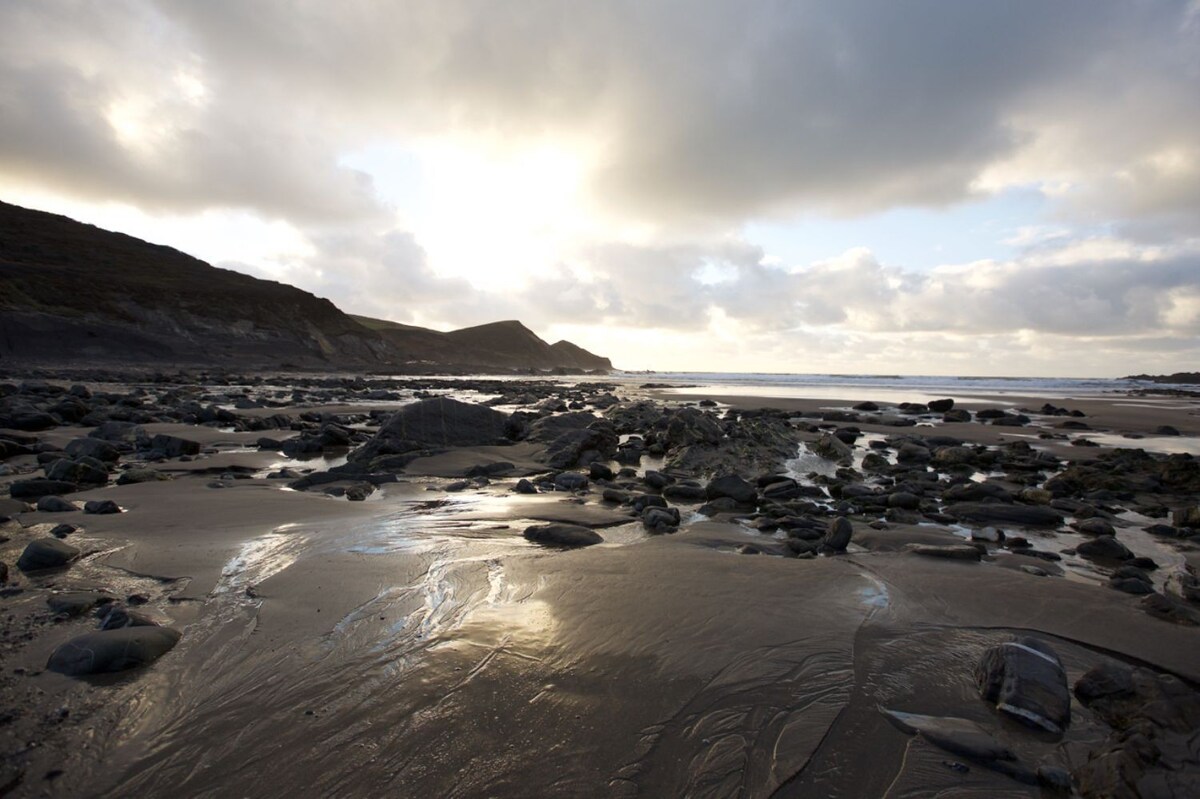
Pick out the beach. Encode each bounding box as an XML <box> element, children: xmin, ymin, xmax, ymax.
<box><xmin>2</xmin><ymin>371</ymin><xmax>1199</xmax><ymax>797</ymax></box>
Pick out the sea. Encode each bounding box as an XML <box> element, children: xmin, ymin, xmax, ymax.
<box><xmin>601</xmin><ymin>372</ymin><xmax>1200</xmax><ymax>403</ymax></box>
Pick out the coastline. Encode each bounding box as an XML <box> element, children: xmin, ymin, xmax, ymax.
<box><xmin>1</xmin><ymin>371</ymin><xmax>1199</xmax><ymax>796</ymax></box>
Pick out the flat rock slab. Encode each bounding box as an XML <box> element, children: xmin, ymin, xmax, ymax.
<box><xmin>909</xmin><ymin>544</ymin><xmax>983</xmax><ymax>561</ymax></box>
<box><xmin>945</xmin><ymin>502</ymin><xmax>1063</xmax><ymax>528</ymax></box>
<box><xmin>524</xmin><ymin>523</ymin><xmax>604</xmax><ymax>548</ymax></box>
<box><xmin>47</xmin><ymin>626</ymin><xmax>182</xmax><ymax>676</ymax></box>
<box><xmin>403</xmin><ymin>443</ymin><xmax>546</xmax><ymax>478</ymax></box>
<box><xmin>457</xmin><ymin>496</ymin><xmax>631</xmax><ymax>529</ymax></box>
<box><xmin>881</xmin><ymin>708</ymin><xmax>1014</xmax><ymax>762</ymax></box>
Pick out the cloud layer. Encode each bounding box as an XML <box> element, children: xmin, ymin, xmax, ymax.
<box><xmin>1</xmin><ymin>1</ymin><xmax>1198</xmax><ymax>374</ymax></box>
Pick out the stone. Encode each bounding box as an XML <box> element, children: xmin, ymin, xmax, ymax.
<box><xmin>514</xmin><ymin>478</ymin><xmax>537</xmax><ymax>495</ymax></box>
<box><xmin>945</xmin><ymin>502</ymin><xmax>1063</xmax><ymax>528</ymax></box>
<box><xmin>64</xmin><ymin>437</ymin><xmax>120</xmax><ymax>464</ymax></box>
<box><xmin>9</xmin><ymin>479</ymin><xmax>77</xmax><ymax>500</ymax></box>
<box><xmin>588</xmin><ymin>462</ymin><xmax>614</xmax><ymax>481</ymax></box>
<box><xmin>97</xmin><ymin>604</ymin><xmax>159</xmax><ymax>630</ymax></box>
<box><xmin>927</xmin><ymin>398</ymin><xmax>955</xmax><ymax>412</ymax></box>
<box><xmin>641</xmin><ymin>506</ymin><xmax>681</xmax><ymax>533</ymax></box>
<box><xmin>881</xmin><ymin>708</ymin><xmax>1014</xmax><ymax>762</ymax></box>
<box><xmin>1076</xmin><ymin>535</ymin><xmax>1133</xmax><ymax>562</ymax></box>
<box><xmin>663</xmin><ymin>482</ymin><xmax>707</xmax><ymax>502</ymax></box>
<box><xmin>116</xmin><ymin>468</ymin><xmax>170</xmax><ymax>485</ymax></box>
<box><xmin>824</xmin><ymin>517</ymin><xmax>853</xmax><ymax>551</ymax></box>
<box><xmin>36</xmin><ymin>495</ymin><xmax>77</xmax><ymax>513</ymax></box>
<box><xmin>1074</xmin><ymin>518</ymin><xmax>1116</xmax><ymax>536</ymax></box>
<box><xmin>17</xmin><ymin>538</ymin><xmax>80</xmax><ymax>572</ymax></box>
<box><xmin>809</xmin><ymin>434</ymin><xmax>852</xmax><ymax>463</ymax></box>
<box><xmin>149</xmin><ymin>434</ymin><xmax>202</xmax><ymax>458</ymax></box>
<box><xmin>350</xmin><ymin>397</ymin><xmax>510</xmax><ymax>463</ymax></box>
<box><xmin>46</xmin><ymin>626</ymin><xmax>182</xmax><ymax>675</ymax></box>
<box><xmin>910</xmin><ymin>544</ymin><xmax>983</xmax><ymax>560</ymax></box>
<box><xmin>976</xmin><ymin>638</ymin><xmax>1071</xmax><ymax>734</ymax></box>
<box><xmin>46</xmin><ymin>592</ymin><xmax>110</xmax><ymax>617</ymax></box>
<box><xmin>705</xmin><ymin>474</ymin><xmax>758</xmax><ymax>505</ymax></box>
<box><xmin>887</xmin><ymin>491</ymin><xmax>921</xmax><ymax>510</ymax></box>
<box><xmin>84</xmin><ymin>499</ymin><xmax>122</xmax><ymax>515</ymax></box>
<box><xmin>553</xmin><ymin>472</ymin><xmax>589</xmax><ymax>492</ymax></box>
<box><xmin>523</xmin><ymin>523</ymin><xmax>603</xmax><ymax>548</ymax></box>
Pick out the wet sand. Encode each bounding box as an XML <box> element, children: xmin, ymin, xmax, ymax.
<box><xmin>2</xmin><ymin>380</ymin><xmax>1199</xmax><ymax>797</ymax></box>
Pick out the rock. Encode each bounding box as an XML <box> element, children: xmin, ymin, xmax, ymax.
<box><xmin>1155</xmin><ymin>425</ymin><xmax>1181</xmax><ymax>436</ymax></box>
<box><xmin>553</xmin><ymin>472</ymin><xmax>589</xmax><ymax>492</ymax></box>
<box><xmin>705</xmin><ymin>474</ymin><xmax>758</xmax><ymax>505</ymax></box>
<box><xmin>523</xmin><ymin>523</ymin><xmax>603</xmax><ymax>548</ymax></box>
<box><xmin>761</xmin><ymin>479</ymin><xmax>802</xmax><ymax>501</ymax></box>
<box><xmin>149</xmin><ymin>434</ymin><xmax>202</xmax><ymax>458</ymax></box>
<box><xmin>853</xmin><ymin>401</ymin><xmax>879</xmax><ymax>411</ymax></box>
<box><xmin>1109</xmin><ymin>577</ymin><xmax>1155</xmax><ymax>595</ymax></box>
<box><xmin>49</xmin><ymin>523</ymin><xmax>77</xmax><ymax>538</ymax></box>
<box><xmin>945</xmin><ymin>502</ymin><xmax>1063</xmax><ymax>528</ymax></box>
<box><xmin>971</xmin><ymin>526</ymin><xmax>1004</xmax><ymax>543</ymax></box>
<box><xmin>351</xmin><ymin>397</ymin><xmax>510</xmax><ymax>463</ymax></box>
<box><xmin>9</xmin><ymin>479</ymin><xmax>77</xmax><ymax>500</ymax></box>
<box><xmin>83</xmin><ymin>499</ymin><xmax>122</xmax><ymax>515</ymax></box>
<box><xmin>588</xmin><ymin>462</ymin><xmax>614</xmax><ymax>481</ymax></box>
<box><xmin>64</xmin><ymin>437</ymin><xmax>120</xmax><ymax>463</ymax></box>
<box><xmin>1073</xmin><ymin>662</ymin><xmax>1136</xmax><ymax>705</ymax></box>
<box><xmin>881</xmin><ymin>708</ymin><xmax>1015</xmax><ymax>762</ymax></box>
<box><xmin>976</xmin><ymin>637</ymin><xmax>1070</xmax><ymax>734</ymax></box>
<box><xmin>1073</xmin><ymin>518</ymin><xmax>1116</xmax><ymax>536</ymax></box>
<box><xmin>45</xmin><ymin>457</ymin><xmax>109</xmax><ymax>486</ymax></box>
<box><xmin>1076</xmin><ymin>535</ymin><xmax>1133</xmax><ymax>562</ymax></box>
<box><xmin>809</xmin><ymin>434</ymin><xmax>852</xmax><ymax>463</ymax></box>
<box><xmin>943</xmin><ymin>409</ymin><xmax>972</xmax><ymax>422</ymax></box>
<box><xmin>910</xmin><ymin>544</ymin><xmax>983</xmax><ymax>561</ymax></box>
<box><xmin>17</xmin><ymin>538</ymin><xmax>80</xmax><ymax>572</ymax></box>
<box><xmin>641</xmin><ymin>506</ymin><xmax>681</xmax><ymax>533</ymax></box>
<box><xmin>47</xmin><ymin>592</ymin><xmax>110</xmax><ymax>617</ymax></box>
<box><xmin>514</xmin><ymin>478</ymin><xmax>537</xmax><ymax>495</ymax></box>
<box><xmin>344</xmin><ymin>484</ymin><xmax>373</xmax><ymax>501</ymax></box>
<box><xmin>116</xmin><ymin>468</ymin><xmax>170</xmax><ymax>485</ymax></box>
<box><xmin>1140</xmin><ymin>592</ymin><xmax>1200</xmax><ymax>625</ymax></box>
<box><xmin>1172</xmin><ymin>505</ymin><xmax>1200</xmax><ymax>528</ymax></box>
<box><xmin>887</xmin><ymin>491</ymin><xmax>921</xmax><ymax>510</ymax></box>
<box><xmin>97</xmin><ymin>604</ymin><xmax>159</xmax><ymax>630</ymax></box>
<box><xmin>1036</xmin><ymin>766</ymin><xmax>1072</xmax><ymax>793</ymax></box>
<box><xmin>46</xmin><ymin>626</ymin><xmax>182</xmax><ymax>675</ymax></box>
<box><xmin>662</xmin><ymin>483</ymin><xmax>707</xmax><ymax>502</ymax></box>
<box><xmin>824</xmin><ymin>517</ymin><xmax>853</xmax><ymax>551</ymax></box>
<box><xmin>36</xmin><ymin>495</ymin><xmax>77</xmax><ymax>513</ymax></box>
<box><xmin>927</xmin><ymin>398</ymin><xmax>955</xmax><ymax>412</ymax></box>
<box><xmin>896</xmin><ymin>442</ymin><xmax>931</xmax><ymax>463</ymax></box>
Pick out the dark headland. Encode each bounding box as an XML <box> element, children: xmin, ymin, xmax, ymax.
<box><xmin>0</xmin><ymin>204</ymin><xmax>1198</xmax><ymax>798</ymax></box>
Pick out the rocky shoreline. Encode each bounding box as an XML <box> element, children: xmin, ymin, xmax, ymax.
<box><xmin>1</xmin><ymin>370</ymin><xmax>1199</xmax><ymax>797</ymax></box>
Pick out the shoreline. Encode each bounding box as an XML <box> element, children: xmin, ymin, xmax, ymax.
<box><xmin>2</xmin><ymin>372</ymin><xmax>1199</xmax><ymax>796</ymax></box>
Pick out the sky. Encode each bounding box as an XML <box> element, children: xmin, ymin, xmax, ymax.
<box><xmin>1</xmin><ymin>1</ymin><xmax>1199</xmax><ymax>376</ymax></box>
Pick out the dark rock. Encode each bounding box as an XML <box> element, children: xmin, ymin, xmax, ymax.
<box><xmin>927</xmin><ymin>398</ymin><xmax>955</xmax><ymax>412</ymax></box>
<box><xmin>36</xmin><ymin>495</ymin><xmax>77</xmax><ymax>513</ymax></box>
<box><xmin>553</xmin><ymin>472</ymin><xmax>589</xmax><ymax>492</ymax></box>
<box><xmin>853</xmin><ymin>401</ymin><xmax>879</xmax><ymax>411</ymax></box>
<box><xmin>662</xmin><ymin>482</ymin><xmax>707</xmax><ymax>502</ymax></box>
<box><xmin>45</xmin><ymin>457</ymin><xmax>109</xmax><ymax>485</ymax></box>
<box><xmin>46</xmin><ymin>626</ymin><xmax>181</xmax><ymax>675</ymax></box>
<box><xmin>887</xmin><ymin>491</ymin><xmax>921</xmax><ymax>510</ymax></box>
<box><xmin>910</xmin><ymin>544</ymin><xmax>983</xmax><ymax>561</ymax></box>
<box><xmin>641</xmin><ymin>506</ymin><xmax>681</xmax><ymax>533</ymax></box>
<box><xmin>1076</xmin><ymin>535</ymin><xmax>1132</xmax><ymax>562</ymax></box>
<box><xmin>810</xmin><ymin>434</ymin><xmax>852</xmax><ymax>463</ymax></box>
<box><xmin>116</xmin><ymin>468</ymin><xmax>170</xmax><ymax>485</ymax></box>
<box><xmin>523</xmin><ymin>523</ymin><xmax>603</xmax><ymax>548</ymax></box>
<box><xmin>97</xmin><ymin>604</ymin><xmax>158</xmax><ymax>630</ymax></box>
<box><xmin>706</xmin><ymin>474</ymin><xmax>758</xmax><ymax>505</ymax></box>
<box><xmin>1140</xmin><ymin>592</ymin><xmax>1200</xmax><ymax>625</ymax></box>
<box><xmin>1073</xmin><ymin>518</ymin><xmax>1116</xmax><ymax>536</ymax></box>
<box><xmin>47</xmin><ymin>592</ymin><xmax>110</xmax><ymax>617</ymax></box>
<box><xmin>148</xmin><ymin>434</ymin><xmax>201</xmax><ymax>457</ymax></box>
<box><xmin>49</xmin><ymin>523</ymin><xmax>77</xmax><ymax>538</ymax></box>
<box><xmin>976</xmin><ymin>637</ymin><xmax>1070</xmax><ymax>734</ymax></box>
<box><xmin>881</xmin><ymin>708</ymin><xmax>1015</xmax><ymax>762</ymax></box>
<box><xmin>761</xmin><ymin>479</ymin><xmax>802</xmax><ymax>501</ymax></box>
<box><xmin>945</xmin><ymin>502</ymin><xmax>1062</xmax><ymax>528</ymax></box>
<box><xmin>824</xmin><ymin>517</ymin><xmax>853</xmax><ymax>551</ymax></box>
<box><xmin>351</xmin><ymin>398</ymin><xmax>510</xmax><ymax>463</ymax></box>
<box><xmin>64</xmin><ymin>438</ymin><xmax>120</xmax><ymax>463</ymax></box>
<box><xmin>514</xmin><ymin>478</ymin><xmax>537</xmax><ymax>494</ymax></box>
<box><xmin>1109</xmin><ymin>577</ymin><xmax>1155</xmax><ymax>595</ymax></box>
<box><xmin>943</xmin><ymin>409</ymin><xmax>972</xmax><ymax>422</ymax></box>
<box><xmin>588</xmin><ymin>462</ymin><xmax>614</xmax><ymax>481</ymax></box>
<box><xmin>17</xmin><ymin>538</ymin><xmax>80</xmax><ymax>572</ymax></box>
<box><xmin>83</xmin><ymin>499</ymin><xmax>122</xmax><ymax>515</ymax></box>
<box><xmin>9</xmin><ymin>479</ymin><xmax>77</xmax><ymax>500</ymax></box>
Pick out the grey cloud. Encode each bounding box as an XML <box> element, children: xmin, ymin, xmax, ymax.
<box><xmin>3</xmin><ymin>1</ymin><xmax>1198</xmax><ymax>229</ymax></box>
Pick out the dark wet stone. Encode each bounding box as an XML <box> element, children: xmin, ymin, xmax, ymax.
<box><xmin>1036</xmin><ymin>765</ymin><xmax>1072</xmax><ymax>792</ymax></box>
<box><xmin>148</xmin><ymin>434</ymin><xmax>201</xmax><ymax>457</ymax></box>
<box><xmin>927</xmin><ymin>398</ymin><xmax>955</xmax><ymax>412</ymax></box>
<box><xmin>1074</xmin><ymin>662</ymin><xmax>1136</xmax><ymax>705</ymax></box>
<box><xmin>824</xmin><ymin>516</ymin><xmax>853</xmax><ymax>551</ymax></box>
<box><xmin>344</xmin><ymin>484</ymin><xmax>373</xmax><ymax>501</ymax></box>
<box><xmin>641</xmin><ymin>505</ymin><xmax>680</xmax><ymax>533</ymax></box>
<box><xmin>49</xmin><ymin>523</ymin><xmax>77</xmax><ymax>538</ymax></box>
<box><xmin>663</xmin><ymin>482</ymin><xmax>707</xmax><ymax>503</ymax></box>
<box><xmin>705</xmin><ymin>474</ymin><xmax>757</xmax><ymax>505</ymax></box>
<box><xmin>64</xmin><ymin>438</ymin><xmax>120</xmax><ymax>464</ymax></box>
<box><xmin>116</xmin><ymin>468</ymin><xmax>170</xmax><ymax>485</ymax></box>
<box><xmin>17</xmin><ymin>538</ymin><xmax>80</xmax><ymax>572</ymax></box>
<box><xmin>945</xmin><ymin>502</ymin><xmax>1062</xmax><ymax>528</ymax></box>
<box><xmin>1110</xmin><ymin>577</ymin><xmax>1155</xmax><ymax>595</ymax></box>
<box><xmin>910</xmin><ymin>544</ymin><xmax>983</xmax><ymax>561</ymax></box>
<box><xmin>887</xmin><ymin>491</ymin><xmax>920</xmax><ymax>510</ymax></box>
<box><xmin>36</xmin><ymin>496</ymin><xmax>77</xmax><ymax>513</ymax></box>
<box><xmin>83</xmin><ymin>499</ymin><xmax>122</xmax><ymax>515</ymax></box>
<box><xmin>523</xmin><ymin>523</ymin><xmax>603</xmax><ymax>548</ymax></box>
<box><xmin>46</xmin><ymin>592</ymin><xmax>111</xmax><ymax>617</ymax></box>
<box><xmin>809</xmin><ymin>434</ymin><xmax>852</xmax><ymax>463</ymax></box>
<box><xmin>553</xmin><ymin>472</ymin><xmax>589</xmax><ymax>492</ymax></box>
<box><xmin>1074</xmin><ymin>518</ymin><xmax>1116</xmax><ymax>536</ymax></box>
<box><xmin>97</xmin><ymin>604</ymin><xmax>158</xmax><ymax>630</ymax></box>
<box><xmin>46</xmin><ymin>626</ymin><xmax>181</xmax><ymax>675</ymax></box>
<box><xmin>514</xmin><ymin>478</ymin><xmax>538</xmax><ymax>495</ymax></box>
<box><xmin>1140</xmin><ymin>592</ymin><xmax>1200</xmax><ymax>625</ymax></box>
<box><xmin>881</xmin><ymin>708</ymin><xmax>1015</xmax><ymax>762</ymax></box>
<box><xmin>9</xmin><ymin>479</ymin><xmax>77</xmax><ymax>500</ymax></box>
<box><xmin>976</xmin><ymin>638</ymin><xmax>1070</xmax><ymax>734</ymax></box>
<box><xmin>1076</xmin><ymin>535</ymin><xmax>1132</xmax><ymax>562</ymax></box>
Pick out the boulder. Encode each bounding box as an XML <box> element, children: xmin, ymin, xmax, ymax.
<box><xmin>9</xmin><ymin>479</ymin><xmax>77</xmax><ymax>500</ymax></box>
<box><xmin>523</xmin><ymin>523</ymin><xmax>603</xmax><ymax>548</ymax></box>
<box><xmin>705</xmin><ymin>474</ymin><xmax>758</xmax><ymax>505</ymax></box>
<box><xmin>881</xmin><ymin>708</ymin><xmax>1015</xmax><ymax>763</ymax></box>
<box><xmin>65</xmin><ymin>437</ymin><xmax>121</xmax><ymax>463</ymax></box>
<box><xmin>824</xmin><ymin>517</ymin><xmax>853</xmax><ymax>551</ymax></box>
<box><xmin>116</xmin><ymin>468</ymin><xmax>171</xmax><ymax>485</ymax></box>
<box><xmin>1073</xmin><ymin>518</ymin><xmax>1116</xmax><ymax>537</ymax></box>
<box><xmin>35</xmin><ymin>492</ymin><xmax>77</xmax><ymax>512</ymax></box>
<box><xmin>945</xmin><ymin>502</ymin><xmax>1063</xmax><ymax>528</ymax></box>
<box><xmin>46</xmin><ymin>626</ymin><xmax>182</xmax><ymax>675</ymax></box>
<box><xmin>1076</xmin><ymin>535</ymin><xmax>1133</xmax><ymax>562</ymax></box>
<box><xmin>350</xmin><ymin>397</ymin><xmax>510</xmax><ymax>463</ymax></box>
<box><xmin>809</xmin><ymin>434</ymin><xmax>852</xmax><ymax>463</ymax></box>
<box><xmin>927</xmin><ymin>398</ymin><xmax>955</xmax><ymax>413</ymax></box>
<box><xmin>976</xmin><ymin>637</ymin><xmax>1070</xmax><ymax>733</ymax></box>
<box><xmin>642</xmin><ymin>506</ymin><xmax>681</xmax><ymax>533</ymax></box>
<box><xmin>17</xmin><ymin>538</ymin><xmax>80</xmax><ymax>572</ymax></box>
<box><xmin>148</xmin><ymin>434</ymin><xmax>201</xmax><ymax>458</ymax></box>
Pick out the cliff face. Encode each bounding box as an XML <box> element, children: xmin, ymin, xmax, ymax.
<box><xmin>0</xmin><ymin>201</ymin><xmax>612</xmax><ymax>372</ymax></box>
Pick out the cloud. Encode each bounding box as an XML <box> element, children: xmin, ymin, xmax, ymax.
<box><xmin>3</xmin><ymin>1</ymin><xmax>1198</xmax><ymax>230</ymax></box>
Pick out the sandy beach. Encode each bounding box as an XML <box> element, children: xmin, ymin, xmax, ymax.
<box><xmin>2</xmin><ymin>373</ymin><xmax>1199</xmax><ymax>797</ymax></box>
